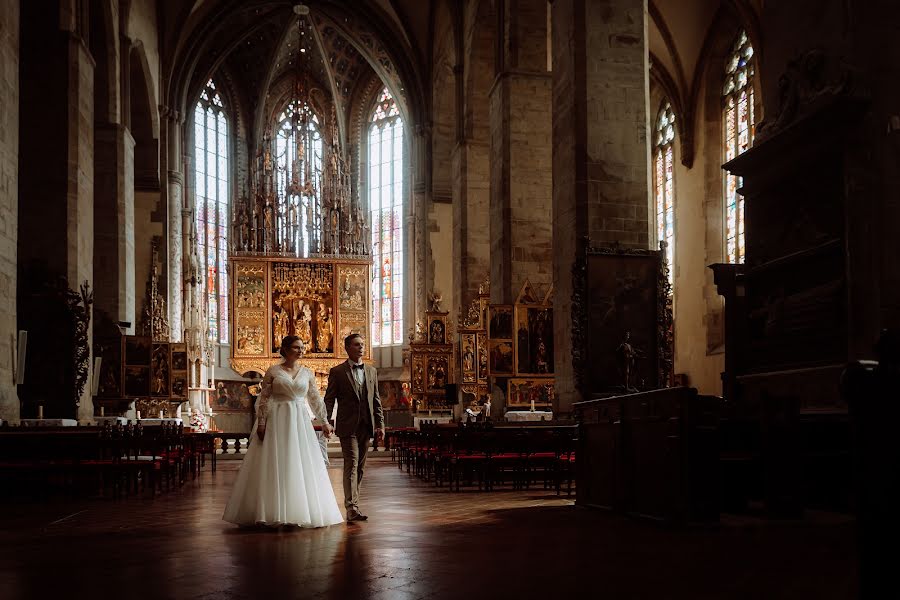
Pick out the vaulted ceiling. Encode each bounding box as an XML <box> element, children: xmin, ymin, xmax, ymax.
<box><xmin>164</xmin><ymin>0</ymin><xmax>428</xmax><ymax>146</ymax></box>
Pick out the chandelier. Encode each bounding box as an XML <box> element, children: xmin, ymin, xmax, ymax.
<box><xmin>232</xmin><ymin>4</ymin><xmax>368</xmax><ymax>259</ymax></box>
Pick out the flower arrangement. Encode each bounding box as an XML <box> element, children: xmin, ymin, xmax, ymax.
<box><xmin>189</xmin><ymin>408</ymin><xmax>209</xmax><ymax>432</ymax></box>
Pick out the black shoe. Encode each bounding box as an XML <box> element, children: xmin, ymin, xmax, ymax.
<box><xmin>347</xmin><ymin>509</ymin><xmax>368</xmax><ymax>522</ymax></box>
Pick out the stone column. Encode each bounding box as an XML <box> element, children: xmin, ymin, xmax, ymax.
<box><xmin>165</xmin><ymin>109</ymin><xmax>184</xmax><ymax>342</ymax></box>
<box><xmin>0</xmin><ymin>0</ymin><xmax>19</xmax><ymax>423</ymax></box>
<box><xmin>552</xmin><ymin>0</ymin><xmax>651</xmax><ymax>415</ymax></box>
<box><xmin>452</xmin><ymin>139</ymin><xmax>490</xmax><ymax>315</ymax></box>
<box><xmin>490</xmin><ymin>0</ymin><xmax>553</xmax><ymax>305</ymax></box>
<box><xmin>93</xmin><ymin>123</ymin><xmax>135</xmax><ymax>328</ymax></box>
<box><xmin>412</xmin><ymin>124</ymin><xmax>430</xmax><ymax>328</ymax></box>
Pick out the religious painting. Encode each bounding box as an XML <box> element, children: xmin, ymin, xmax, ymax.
<box><xmin>95</xmin><ymin>337</ymin><xmax>121</xmax><ymax>398</ymax></box>
<box><xmin>488</xmin><ymin>340</ymin><xmax>514</xmax><ymax>375</ymax></box>
<box><xmin>170</xmin><ymin>373</ymin><xmax>188</xmax><ymax>399</ymax></box>
<box><xmin>378</xmin><ymin>380</ymin><xmax>408</xmax><ymax>410</ymax></box>
<box><xmin>236</xmin><ymin>263</ymin><xmax>266</xmax><ymax>309</ymax></box>
<box><xmin>213</xmin><ymin>380</ymin><xmax>254</xmax><ymax>412</ymax></box>
<box><xmin>585</xmin><ymin>252</ymin><xmax>660</xmax><ymax>393</ymax></box>
<box><xmin>412</xmin><ymin>355</ymin><xmax>426</xmax><ymax>393</ymax></box>
<box><xmin>233</xmin><ymin>262</ymin><xmax>268</xmax><ymax>357</ymax></box>
<box><xmin>151</xmin><ymin>344</ymin><xmax>170</xmax><ymax>397</ymax></box>
<box><xmin>338</xmin><ymin>311</ymin><xmax>368</xmax><ymax>355</ymax></box>
<box><xmin>460</xmin><ymin>333</ymin><xmax>476</xmax><ymax>383</ymax></box>
<box><xmin>338</xmin><ymin>265</ymin><xmax>367</xmax><ymax>311</ymax></box>
<box><xmin>514</xmin><ymin>306</ymin><xmax>554</xmax><ymax>375</ymax></box>
<box><xmin>124</xmin><ymin>335</ymin><xmax>151</xmax><ymax>366</ymax></box>
<box><xmin>426</xmin><ymin>356</ymin><xmax>449</xmax><ymax>391</ymax></box>
<box><xmin>124</xmin><ymin>366</ymin><xmax>150</xmax><ymax>397</ymax></box>
<box><xmin>428</xmin><ymin>316</ymin><xmax>447</xmax><ymax>345</ymax></box>
<box><xmin>507</xmin><ymin>378</ymin><xmax>554</xmax><ymax>408</ymax></box>
<box><xmin>476</xmin><ymin>332</ymin><xmax>488</xmax><ymax>383</ymax></box>
<box><xmin>272</xmin><ymin>262</ymin><xmax>335</xmax><ymax>355</ymax></box>
<box><xmin>170</xmin><ymin>343</ymin><xmax>188</xmax><ymax>371</ymax></box>
<box><xmin>235</xmin><ymin>323</ymin><xmax>266</xmax><ymax>356</ymax></box>
<box><xmin>488</xmin><ymin>305</ymin><xmax>513</xmax><ymax>340</ymax></box>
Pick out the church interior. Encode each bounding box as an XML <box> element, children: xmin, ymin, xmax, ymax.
<box><xmin>1</xmin><ymin>0</ymin><xmax>896</xmax><ymax>597</ymax></box>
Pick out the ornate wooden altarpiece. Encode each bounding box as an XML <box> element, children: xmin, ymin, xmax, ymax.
<box><xmin>230</xmin><ymin>257</ymin><xmax>372</xmax><ymax>390</ymax></box>
<box><xmin>457</xmin><ymin>282</ymin><xmax>491</xmax><ymax>409</ymax></box>
<box><xmin>407</xmin><ymin>309</ymin><xmax>455</xmax><ymax>412</ymax></box>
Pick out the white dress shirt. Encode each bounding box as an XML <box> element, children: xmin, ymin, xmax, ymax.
<box><xmin>348</xmin><ymin>359</ymin><xmax>366</xmax><ymax>386</ymax></box>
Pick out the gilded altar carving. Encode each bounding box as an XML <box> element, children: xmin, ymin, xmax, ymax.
<box><xmin>231</xmin><ymin>258</ymin><xmax>371</xmax><ymax>374</ymax></box>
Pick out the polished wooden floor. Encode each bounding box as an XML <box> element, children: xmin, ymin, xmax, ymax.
<box><xmin>0</xmin><ymin>456</ymin><xmax>857</xmax><ymax>599</ymax></box>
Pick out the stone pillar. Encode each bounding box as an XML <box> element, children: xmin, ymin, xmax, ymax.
<box><xmin>552</xmin><ymin>0</ymin><xmax>651</xmax><ymax>415</ymax></box>
<box><xmin>93</xmin><ymin>123</ymin><xmax>135</xmax><ymax>328</ymax></box>
<box><xmin>490</xmin><ymin>0</ymin><xmax>553</xmax><ymax>305</ymax></box>
<box><xmin>412</xmin><ymin>124</ymin><xmax>430</xmax><ymax>328</ymax></box>
<box><xmin>452</xmin><ymin>139</ymin><xmax>490</xmax><ymax>315</ymax></box>
<box><xmin>0</xmin><ymin>0</ymin><xmax>19</xmax><ymax>423</ymax></box>
<box><xmin>165</xmin><ymin>110</ymin><xmax>184</xmax><ymax>342</ymax></box>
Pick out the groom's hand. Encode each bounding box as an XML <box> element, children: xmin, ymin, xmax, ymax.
<box><xmin>322</xmin><ymin>423</ymin><xmax>334</xmax><ymax>439</ymax></box>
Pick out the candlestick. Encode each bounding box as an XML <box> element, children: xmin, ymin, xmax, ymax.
<box><xmin>100</xmin><ymin>406</ymin><xmax>105</xmax><ymax>417</ymax></box>
<box><xmin>136</xmin><ymin>410</ymin><xmax>141</xmax><ymax>420</ymax></box>
<box><xmin>530</xmin><ymin>399</ymin><xmax>535</xmax><ymax>412</ymax></box>
<box><xmin>159</xmin><ymin>410</ymin><xmax>164</xmax><ymax>419</ymax></box>
<box><xmin>37</xmin><ymin>405</ymin><xmax>43</xmax><ymax>419</ymax></box>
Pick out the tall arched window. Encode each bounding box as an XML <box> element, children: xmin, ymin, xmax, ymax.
<box><xmin>723</xmin><ymin>31</ymin><xmax>755</xmax><ymax>264</ymax></box>
<box><xmin>194</xmin><ymin>79</ymin><xmax>230</xmax><ymax>343</ymax></box>
<box><xmin>654</xmin><ymin>102</ymin><xmax>676</xmax><ymax>284</ymax></box>
<box><xmin>274</xmin><ymin>100</ymin><xmax>323</xmax><ymax>257</ymax></box>
<box><xmin>368</xmin><ymin>88</ymin><xmax>404</xmax><ymax>347</ymax></box>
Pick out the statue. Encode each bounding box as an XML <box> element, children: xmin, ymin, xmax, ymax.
<box><xmin>414</xmin><ymin>321</ymin><xmax>426</xmax><ymax>343</ymax></box>
<box><xmin>615</xmin><ymin>331</ymin><xmax>644</xmax><ymax>392</ymax></box>
<box><xmin>429</xmin><ymin>291</ymin><xmax>443</xmax><ymax>312</ymax></box>
<box><xmin>463</xmin><ymin>344</ymin><xmax>474</xmax><ymax>372</ymax></box>
<box><xmin>239</xmin><ymin>210</ymin><xmax>249</xmax><ymax>250</ymax></box>
<box><xmin>316</xmin><ymin>303</ymin><xmax>333</xmax><ymax>353</ymax></box>
<box><xmin>296</xmin><ymin>301</ymin><xmax>312</xmax><ymax>347</ymax></box>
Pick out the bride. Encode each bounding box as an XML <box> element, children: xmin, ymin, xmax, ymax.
<box><xmin>223</xmin><ymin>335</ymin><xmax>343</xmax><ymax>528</ymax></box>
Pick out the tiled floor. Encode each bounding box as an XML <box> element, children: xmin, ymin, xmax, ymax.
<box><xmin>0</xmin><ymin>456</ymin><xmax>857</xmax><ymax>599</ymax></box>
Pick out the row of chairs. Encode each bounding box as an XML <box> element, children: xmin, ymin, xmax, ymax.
<box><xmin>0</xmin><ymin>423</ymin><xmax>215</xmax><ymax>499</ymax></box>
<box><xmin>387</xmin><ymin>423</ymin><xmax>576</xmax><ymax>494</ymax></box>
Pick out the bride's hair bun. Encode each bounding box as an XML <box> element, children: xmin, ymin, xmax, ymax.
<box><xmin>279</xmin><ymin>335</ymin><xmax>304</xmax><ymax>357</ymax></box>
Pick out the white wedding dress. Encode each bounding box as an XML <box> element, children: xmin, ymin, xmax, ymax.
<box><xmin>223</xmin><ymin>364</ymin><xmax>343</xmax><ymax>527</ymax></box>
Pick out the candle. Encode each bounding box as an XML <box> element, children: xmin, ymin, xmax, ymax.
<box><xmin>159</xmin><ymin>410</ymin><xmax>164</xmax><ymax>419</ymax></box>
<box><xmin>136</xmin><ymin>410</ymin><xmax>141</xmax><ymax>420</ymax></box>
<box><xmin>100</xmin><ymin>406</ymin><xmax>105</xmax><ymax>417</ymax></box>
<box><xmin>37</xmin><ymin>405</ymin><xmax>43</xmax><ymax>419</ymax></box>
<box><xmin>530</xmin><ymin>399</ymin><xmax>535</xmax><ymax>412</ymax></box>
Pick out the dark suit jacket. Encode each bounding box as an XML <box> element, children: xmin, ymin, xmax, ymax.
<box><xmin>324</xmin><ymin>361</ymin><xmax>384</xmax><ymax>438</ymax></box>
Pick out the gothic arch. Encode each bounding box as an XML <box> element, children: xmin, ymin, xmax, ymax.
<box><xmin>128</xmin><ymin>41</ymin><xmax>160</xmax><ymax>189</ymax></box>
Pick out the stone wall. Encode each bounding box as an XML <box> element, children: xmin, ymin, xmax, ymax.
<box><xmin>0</xmin><ymin>1</ymin><xmax>18</xmax><ymax>422</ymax></box>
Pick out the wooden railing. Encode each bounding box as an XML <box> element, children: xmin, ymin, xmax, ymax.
<box><xmin>574</xmin><ymin>387</ymin><xmax>720</xmax><ymax>524</ymax></box>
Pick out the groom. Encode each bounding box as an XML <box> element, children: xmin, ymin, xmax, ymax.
<box><xmin>324</xmin><ymin>333</ymin><xmax>384</xmax><ymax>522</ymax></box>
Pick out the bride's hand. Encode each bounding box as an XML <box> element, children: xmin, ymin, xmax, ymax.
<box><xmin>322</xmin><ymin>423</ymin><xmax>334</xmax><ymax>439</ymax></box>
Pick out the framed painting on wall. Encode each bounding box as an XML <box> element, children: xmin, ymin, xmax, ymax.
<box><xmin>488</xmin><ymin>305</ymin><xmax>513</xmax><ymax>340</ymax></box>
<box><xmin>506</xmin><ymin>378</ymin><xmax>554</xmax><ymax>407</ymax></box>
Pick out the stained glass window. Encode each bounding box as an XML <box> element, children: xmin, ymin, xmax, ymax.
<box><xmin>194</xmin><ymin>79</ymin><xmax>230</xmax><ymax>343</ymax></box>
<box><xmin>654</xmin><ymin>102</ymin><xmax>676</xmax><ymax>285</ymax></box>
<box><xmin>723</xmin><ymin>30</ymin><xmax>755</xmax><ymax>264</ymax></box>
<box><xmin>368</xmin><ymin>88</ymin><xmax>404</xmax><ymax>346</ymax></box>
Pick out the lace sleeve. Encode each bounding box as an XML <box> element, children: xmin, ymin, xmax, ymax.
<box><xmin>256</xmin><ymin>368</ymin><xmax>274</xmax><ymax>429</ymax></box>
<box><xmin>306</xmin><ymin>369</ymin><xmax>328</xmax><ymax>423</ymax></box>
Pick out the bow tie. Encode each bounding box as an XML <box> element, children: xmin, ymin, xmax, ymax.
<box><xmin>352</xmin><ymin>363</ymin><xmax>365</xmax><ymax>370</ymax></box>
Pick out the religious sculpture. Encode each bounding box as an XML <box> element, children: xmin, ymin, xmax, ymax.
<box><xmin>316</xmin><ymin>303</ymin><xmax>333</xmax><ymax>352</ymax></box>
<box><xmin>463</xmin><ymin>344</ymin><xmax>474</xmax><ymax>372</ymax></box>
<box><xmin>429</xmin><ymin>291</ymin><xmax>443</xmax><ymax>312</ymax></box>
<box><xmin>615</xmin><ymin>331</ymin><xmax>644</xmax><ymax>392</ymax></box>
